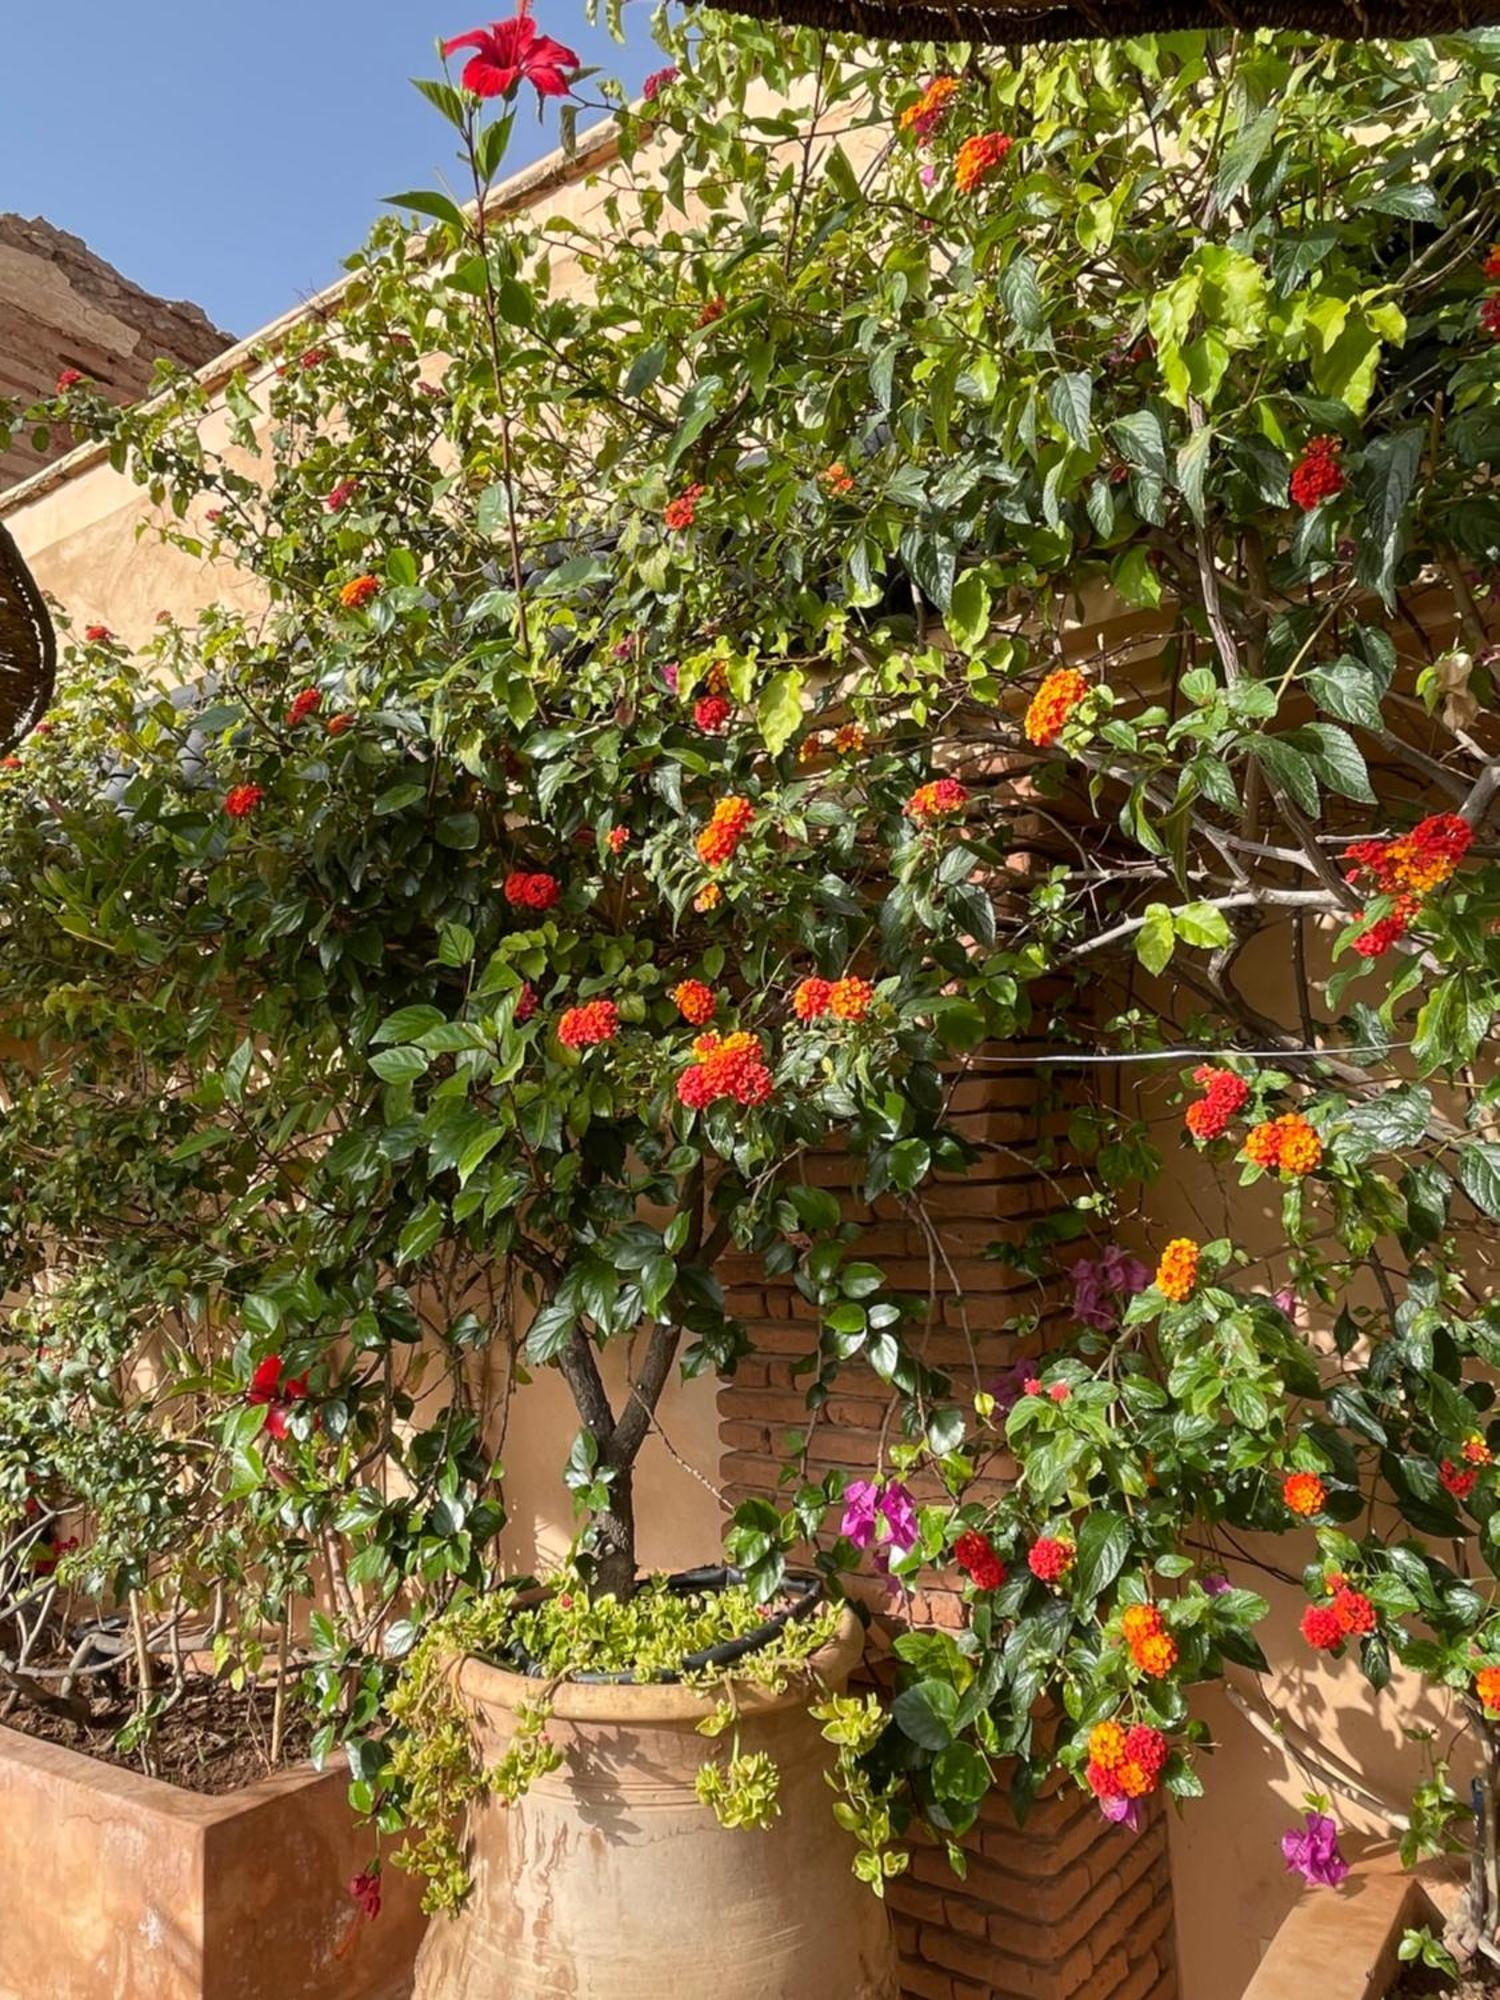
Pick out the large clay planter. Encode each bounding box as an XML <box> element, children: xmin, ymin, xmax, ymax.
<box><xmin>0</xmin><ymin>1722</ymin><xmax>427</xmax><ymax>2000</ymax></box>
<box><xmin>413</xmin><ymin>1603</ymin><xmax>899</xmax><ymax>1999</ymax></box>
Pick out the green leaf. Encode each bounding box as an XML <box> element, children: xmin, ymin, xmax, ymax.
<box><xmin>374</xmin><ymin>782</ymin><xmax>426</xmax><ymax>816</ymax></box>
<box><xmin>1110</xmin><ymin>411</ymin><xmax>1167</xmax><ymax>480</ymax></box>
<box><xmin>384</xmin><ymin>189</ymin><xmax>467</xmax><ymax>230</ymax></box>
<box><xmin>891</xmin><ymin>1679</ymin><xmax>958</xmax><ymax>1751</ymax></box>
<box><xmin>999</xmin><ymin>254</ymin><xmax>1044</xmax><ymax>336</ymax></box>
<box><xmin>1176</xmin><ymin>425</ymin><xmax>1212</xmax><ymax>522</ymax></box>
<box><xmin>1250</xmin><ymin>736</ymin><xmax>1320</xmax><ymax>814</ymax></box>
<box><xmin>1304</xmin><ymin>655</ymin><xmax>1385</xmax><ymax>733</ymax></box>
<box><xmin>1136</xmin><ymin>903</ymin><xmax>1176</xmax><ymax>976</ymax></box>
<box><xmin>436</xmin><ymin>812</ymin><xmax>481</xmax><ymax>850</ymax></box>
<box><xmin>1173</xmin><ymin>901</ymin><xmax>1232</xmax><ymax>949</ymax></box>
<box><xmin>1341</xmin><ymin>1086</ymin><xmax>1432</xmax><ymax>1162</ymax></box>
<box><xmin>1355</xmin><ymin>428</ymin><xmax>1423</xmax><ymax>606</ymax></box>
<box><xmin>1286</xmin><ymin>723</ymin><xmax>1374</xmax><ymax>803</ymax></box>
<box><xmin>1047</xmin><ymin>371</ymin><xmax>1093</xmax><ymax>448</ymax></box>
<box><xmin>1458</xmin><ymin>1143</ymin><xmax>1500</xmax><ymax>1221</ymax></box>
<box><xmin>374</xmin><ymin>1005</ymin><xmax>447</xmax><ymax>1045</ymax></box>
<box><xmin>757</xmin><ymin>669</ymin><xmax>805</xmax><ymax>756</ymax></box>
<box><xmin>1358</xmin><ymin>182</ymin><xmax>1442</xmax><ymax>223</ymax></box>
<box><xmin>1213</xmin><ymin>105</ymin><xmax>1278</xmax><ymax>203</ymax></box>
<box><xmin>242</xmin><ymin>1293</ymin><xmax>280</xmax><ymax>1336</ymax></box>
<box><xmin>477</xmin><ymin>483</ymin><xmax>514</xmax><ymax>539</ymax></box>
<box><xmin>396</xmin><ymin>1200</ymin><xmax>444</xmax><ymax>1266</ymax></box>
<box><xmin>1073</xmin><ymin>1509</ymin><xmax>1132</xmax><ymax>1603</ymax></box>
<box><xmin>525</xmin><ymin>1301</ymin><xmax>578</xmax><ymax>1365</ymax></box>
<box><xmin>370</xmin><ymin>1046</ymin><xmax>431</xmax><ymax>1085</ymax></box>
<box><xmin>438</xmin><ymin>922</ymin><xmax>476</xmax><ymax>968</ymax></box>
<box><xmin>932</xmin><ymin>1742</ymin><xmax>991</xmax><ymax>1806</ymax></box>
<box><xmin>947</xmin><ymin>572</ymin><xmax>992</xmax><ymax>654</ymax></box>
<box><xmin>625</xmin><ymin>342</ymin><xmax>668</xmax><ymax>399</ymax></box>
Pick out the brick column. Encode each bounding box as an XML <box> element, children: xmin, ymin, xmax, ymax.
<box><xmin>717</xmin><ymin>1046</ymin><xmax>1179</xmax><ymax>2000</ymax></box>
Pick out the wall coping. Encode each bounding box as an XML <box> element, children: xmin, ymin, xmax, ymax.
<box><xmin>1241</xmin><ymin>1853</ymin><xmax>1444</xmax><ymax>2000</ymax></box>
<box><xmin>0</xmin><ymin>1717</ymin><xmax>343</xmax><ymax>1827</ymax></box>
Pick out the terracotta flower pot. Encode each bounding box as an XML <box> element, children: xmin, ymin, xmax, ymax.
<box><xmin>412</xmin><ymin>1601</ymin><xmax>899</xmax><ymax>2000</ymax></box>
<box><xmin>0</xmin><ymin>1723</ymin><xmax>426</xmax><ymax>2000</ymax></box>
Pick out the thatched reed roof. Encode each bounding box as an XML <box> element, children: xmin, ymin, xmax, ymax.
<box><xmin>686</xmin><ymin>0</ymin><xmax>1500</xmax><ymax>42</ymax></box>
<box><xmin>0</xmin><ymin>525</ymin><xmax>55</xmax><ymax>753</ymax></box>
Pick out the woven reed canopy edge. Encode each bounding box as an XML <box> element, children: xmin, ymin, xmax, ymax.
<box><xmin>0</xmin><ymin>523</ymin><xmax>56</xmax><ymax>753</ymax></box>
<box><xmin>684</xmin><ymin>0</ymin><xmax>1500</xmax><ymax>42</ymax></box>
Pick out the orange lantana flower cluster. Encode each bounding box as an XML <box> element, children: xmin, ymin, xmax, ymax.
<box><xmin>1024</xmin><ymin>667</ymin><xmax>1089</xmax><ymax>748</ymax></box>
<box><xmin>695</xmin><ymin>796</ymin><xmax>755</xmax><ymax>868</ymax></box>
<box><xmin>1343</xmin><ymin>813</ymin><xmax>1473</xmax><ymax>957</ymax></box>
<box><xmin>899</xmin><ymin>74</ymin><xmax>960</xmax><ymax>143</ymax></box>
<box><xmin>677</xmin><ymin>1031</ymin><xmax>773</xmax><ymax>1110</ymax></box>
<box><xmin>1085</xmin><ymin>1720</ymin><xmax>1168</xmax><ymax>1804</ymax></box>
<box><xmin>1301</xmin><ymin>1582</ymin><xmax>1376</xmax><ymax>1652</ymax></box>
<box><xmin>954</xmin><ymin>131</ymin><xmax>1013</xmax><ymax>194</ymax></box>
<box><xmin>1282</xmin><ymin>1471</ymin><xmax>1326</xmax><ymax>1517</ymax></box>
<box><xmin>558</xmin><ymin>1000</ymin><xmax>619</xmax><ymax>1049</ymax></box>
<box><xmin>1183</xmin><ymin>1065</ymin><xmax>1250</xmax><ymax>1141</ymax></box>
<box><xmin>1244</xmin><ymin>1113</ymin><xmax>1322</xmax><ymax>1177</ymax></box>
<box><xmin>1154</xmin><ymin>1238</ymin><xmax>1199</xmax><ymax>1304</ymax></box>
<box><xmin>339</xmin><ymin>575</ymin><xmax>381</xmax><ymax>610</ymax></box>
<box><xmin>664</xmin><ymin>483</ymin><xmax>706</xmax><ymax>531</ymax></box>
<box><xmin>1120</xmin><ymin>1603</ymin><xmax>1179</xmax><ymax>1680</ymax></box>
<box><xmin>905</xmin><ymin>777</ymin><xmax>968</xmax><ymax>822</ymax></box>
<box><xmin>670</xmin><ymin>980</ymin><xmax>717</xmax><ymax>1026</ymax></box>
<box><xmin>1477</xmin><ymin>1666</ymin><xmax>1500</xmax><ymax>1715</ymax></box>
<box><xmin>793</xmin><ymin>976</ymin><xmax>874</xmax><ymax>1023</ymax></box>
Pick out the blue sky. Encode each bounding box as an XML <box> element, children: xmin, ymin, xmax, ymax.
<box><xmin>1</xmin><ymin>4</ymin><xmax>667</xmax><ymax>339</ymax></box>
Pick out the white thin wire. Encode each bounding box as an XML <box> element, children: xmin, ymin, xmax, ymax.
<box><xmin>967</xmin><ymin>1042</ymin><xmax>1417</xmax><ymax>1065</ymax></box>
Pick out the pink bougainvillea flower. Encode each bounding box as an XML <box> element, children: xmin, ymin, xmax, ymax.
<box><xmin>840</xmin><ymin>1478</ymin><xmax>880</xmax><ymax>1548</ymax></box>
<box><xmin>1097</xmin><ymin>1793</ymin><xmax>1141</xmax><ymax>1831</ymax></box>
<box><xmin>1280</xmin><ymin>1812</ymin><xmax>1349</xmax><ymax>1888</ymax></box>
<box><xmin>442</xmin><ymin>6</ymin><xmax>579</xmax><ymax>100</ymax></box>
<box><xmin>56</xmin><ymin>369</ymin><xmax>83</xmax><ymax>392</ymax></box>
<box><xmin>840</xmin><ymin>1477</ymin><xmax>917</xmax><ymax>1555</ymax></box>
<box><xmin>642</xmin><ymin>65</ymin><xmax>680</xmax><ymax>102</ymax></box>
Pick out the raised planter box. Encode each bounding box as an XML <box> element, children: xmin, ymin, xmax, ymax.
<box><xmin>0</xmin><ymin>1723</ymin><xmax>426</xmax><ymax>2000</ymax></box>
<box><xmin>1243</xmin><ymin>1855</ymin><xmax>1444</xmax><ymax>2000</ymax></box>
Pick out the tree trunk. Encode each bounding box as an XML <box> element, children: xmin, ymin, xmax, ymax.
<box><xmin>591</xmin><ymin>1461</ymin><xmax>637</xmax><ymax>1602</ymax></box>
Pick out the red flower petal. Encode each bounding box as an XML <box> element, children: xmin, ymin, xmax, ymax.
<box><xmin>247</xmin><ymin>1355</ymin><xmax>283</xmax><ymax>1404</ymax></box>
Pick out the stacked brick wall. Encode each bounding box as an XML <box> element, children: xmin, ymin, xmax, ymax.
<box><xmin>717</xmin><ymin>1039</ymin><xmax>1179</xmax><ymax>2000</ymax></box>
<box><xmin>0</xmin><ymin>215</ymin><xmax>228</xmax><ymax>492</ymax></box>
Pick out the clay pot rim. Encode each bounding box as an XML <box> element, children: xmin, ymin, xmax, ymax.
<box><xmin>454</xmin><ymin>1598</ymin><xmax>866</xmax><ymax>1723</ymax></box>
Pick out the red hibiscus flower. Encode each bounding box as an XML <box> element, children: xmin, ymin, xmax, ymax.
<box><xmin>246</xmin><ymin>1355</ymin><xmax>312</xmax><ymax>1441</ymax></box>
<box><xmin>442</xmin><ymin>6</ymin><xmax>579</xmax><ymax>100</ymax></box>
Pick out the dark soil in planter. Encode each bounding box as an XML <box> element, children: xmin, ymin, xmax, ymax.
<box><xmin>1389</xmin><ymin>1969</ymin><xmax>1500</xmax><ymax>1997</ymax></box>
<box><xmin>1</xmin><ymin>1668</ymin><xmax>313</xmax><ymax>1793</ymax></box>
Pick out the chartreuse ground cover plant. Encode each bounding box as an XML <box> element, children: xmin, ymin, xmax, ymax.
<box><xmin>9</xmin><ymin>0</ymin><xmax>1500</xmax><ymax>1970</ymax></box>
